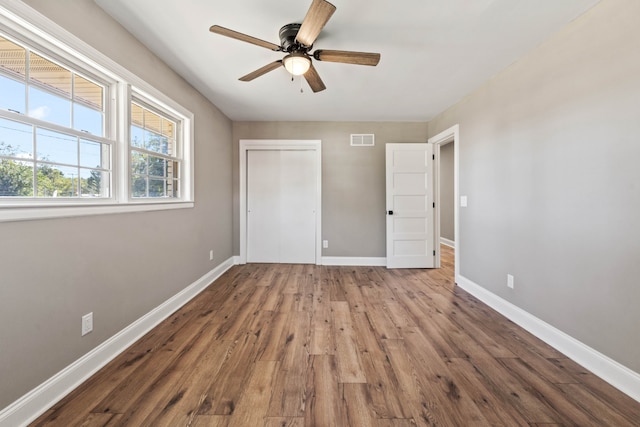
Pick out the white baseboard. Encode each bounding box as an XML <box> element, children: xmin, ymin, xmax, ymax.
<box><xmin>322</xmin><ymin>256</ymin><xmax>387</xmax><ymax>266</ymax></box>
<box><xmin>456</xmin><ymin>274</ymin><xmax>640</xmax><ymax>403</ymax></box>
<box><xmin>233</xmin><ymin>255</ymin><xmax>241</xmax><ymax>264</ymax></box>
<box><xmin>0</xmin><ymin>257</ymin><xmax>236</xmax><ymax>427</ymax></box>
<box><xmin>440</xmin><ymin>237</ymin><xmax>455</xmax><ymax>248</ymax></box>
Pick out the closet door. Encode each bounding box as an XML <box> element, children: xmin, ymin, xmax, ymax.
<box><xmin>247</xmin><ymin>150</ymin><xmax>280</xmax><ymax>263</ymax></box>
<box><xmin>247</xmin><ymin>150</ymin><xmax>316</xmax><ymax>263</ymax></box>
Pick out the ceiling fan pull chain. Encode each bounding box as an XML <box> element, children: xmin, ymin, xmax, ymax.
<box><xmin>300</xmin><ymin>76</ymin><xmax>304</xmax><ymax>93</ymax></box>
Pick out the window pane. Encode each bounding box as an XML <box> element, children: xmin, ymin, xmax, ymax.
<box><xmin>36</xmin><ymin>164</ymin><xmax>77</xmax><ymax>197</ymax></box>
<box><xmin>167</xmin><ymin>179</ymin><xmax>179</xmax><ymax>198</ymax></box>
<box><xmin>80</xmin><ymin>139</ymin><xmax>108</xmax><ymax>169</ymax></box>
<box><xmin>143</xmin><ymin>108</ymin><xmax>162</xmax><ymax>134</ymax></box>
<box><xmin>0</xmin><ymin>117</ymin><xmax>33</xmax><ymax>159</ymax></box>
<box><xmin>0</xmin><ymin>158</ymin><xmax>33</xmax><ymax>196</ymax></box>
<box><xmin>0</xmin><ymin>35</ymin><xmax>26</xmax><ymax>78</ymax></box>
<box><xmin>168</xmin><ymin>160</ymin><xmax>179</xmax><ymax>180</ymax></box>
<box><xmin>130</xmin><ymin>125</ymin><xmax>144</xmax><ymax>148</ymax></box>
<box><xmin>131</xmin><ymin>151</ymin><xmax>147</xmax><ymax>174</ymax></box>
<box><xmin>0</xmin><ymin>74</ymin><xmax>26</xmax><ymax>114</ymax></box>
<box><xmin>29</xmin><ymin>52</ymin><xmax>71</xmax><ymax>97</ymax></box>
<box><xmin>145</xmin><ymin>130</ymin><xmax>169</xmax><ymax>154</ymax></box>
<box><xmin>131</xmin><ymin>175</ymin><xmax>146</xmax><ymax>197</ymax></box>
<box><xmin>161</xmin><ymin>117</ymin><xmax>175</xmax><ymax>139</ymax></box>
<box><xmin>29</xmin><ymin>86</ymin><xmax>71</xmax><ymax>127</ymax></box>
<box><xmin>80</xmin><ymin>168</ymin><xmax>109</xmax><ymax>197</ymax></box>
<box><xmin>148</xmin><ymin>178</ymin><xmax>165</xmax><ymax>197</ymax></box>
<box><xmin>148</xmin><ymin>155</ymin><xmax>166</xmax><ymax>177</ymax></box>
<box><xmin>131</xmin><ymin>102</ymin><xmax>143</xmax><ymax>127</ymax></box>
<box><xmin>74</xmin><ymin>75</ymin><xmax>103</xmax><ymax>110</ymax></box>
<box><xmin>74</xmin><ymin>102</ymin><xmax>103</xmax><ymax>136</ymax></box>
<box><xmin>36</xmin><ymin>128</ymin><xmax>77</xmax><ymax>165</ymax></box>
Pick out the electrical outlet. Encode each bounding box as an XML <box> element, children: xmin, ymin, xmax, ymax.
<box><xmin>209</xmin><ymin>250</ymin><xmax>214</xmax><ymax>261</ymax></box>
<box><xmin>81</xmin><ymin>312</ymin><xmax>93</xmax><ymax>336</ymax></box>
<box><xmin>507</xmin><ymin>274</ymin><xmax>514</xmax><ymax>289</ymax></box>
<box><xmin>322</xmin><ymin>240</ymin><xmax>328</xmax><ymax>249</ymax></box>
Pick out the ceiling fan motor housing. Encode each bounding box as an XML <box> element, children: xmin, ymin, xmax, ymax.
<box><xmin>279</xmin><ymin>23</ymin><xmax>311</xmax><ymax>52</ymax></box>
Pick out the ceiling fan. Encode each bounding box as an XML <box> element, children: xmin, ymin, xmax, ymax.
<box><xmin>209</xmin><ymin>0</ymin><xmax>381</xmax><ymax>93</ymax></box>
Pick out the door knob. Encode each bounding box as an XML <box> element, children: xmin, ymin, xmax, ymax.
<box><xmin>388</xmin><ymin>210</ymin><xmax>393</xmax><ymax>215</ymax></box>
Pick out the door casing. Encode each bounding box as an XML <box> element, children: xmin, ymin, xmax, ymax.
<box><xmin>428</xmin><ymin>124</ymin><xmax>460</xmax><ymax>280</ymax></box>
<box><xmin>239</xmin><ymin>139</ymin><xmax>322</xmax><ymax>265</ymax></box>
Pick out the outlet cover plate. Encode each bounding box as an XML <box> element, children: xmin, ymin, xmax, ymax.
<box><xmin>82</xmin><ymin>312</ymin><xmax>93</xmax><ymax>336</ymax></box>
<box><xmin>507</xmin><ymin>274</ymin><xmax>514</xmax><ymax>289</ymax></box>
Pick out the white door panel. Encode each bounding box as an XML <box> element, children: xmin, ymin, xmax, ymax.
<box><xmin>386</xmin><ymin>143</ymin><xmax>435</xmax><ymax>268</ymax></box>
<box><xmin>247</xmin><ymin>149</ymin><xmax>316</xmax><ymax>264</ymax></box>
<box><xmin>279</xmin><ymin>150</ymin><xmax>316</xmax><ymax>263</ymax></box>
<box><xmin>247</xmin><ymin>150</ymin><xmax>280</xmax><ymax>263</ymax></box>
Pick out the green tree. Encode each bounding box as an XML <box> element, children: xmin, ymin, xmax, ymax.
<box><xmin>83</xmin><ymin>170</ymin><xmax>102</xmax><ymax>196</ymax></box>
<box><xmin>0</xmin><ymin>142</ymin><xmax>33</xmax><ymax>197</ymax></box>
<box><xmin>37</xmin><ymin>165</ymin><xmax>73</xmax><ymax>197</ymax></box>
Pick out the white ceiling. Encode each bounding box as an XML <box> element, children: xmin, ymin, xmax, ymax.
<box><xmin>95</xmin><ymin>0</ymin><xmax>598</xmax><ymax>122</ymax></box>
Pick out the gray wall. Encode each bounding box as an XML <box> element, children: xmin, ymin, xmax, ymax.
<box><xmin>0</xmin><ymin>0</ymin><xmax>233</xmax><ymax>409</ymax></box>
<box><xmin>233</xmin><ymin>122</ymin><xmax>429</xmax><ymax>257</ymax></box>
<box><xmin>439</xmin><ymin>141</ymin><xmax>455</xmax><ymax>242</ymax></box>
<box><xmin>429</xmin><ymin>0</ymin><xmax>640</xmax><ymax>373</ymax></box>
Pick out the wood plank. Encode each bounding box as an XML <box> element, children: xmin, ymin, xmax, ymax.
<box><xmin>445</xmin><ymin>357</ymin><xmax>531</xmax><ymax>426</ymax></box>
<box><xmin>382</xmin><ymin>339</ymin><xmax>451</xmax><ymax>426</ymax></box>
<box><xmin>141</xmin><ymin>340</ymin><xmax>233</xmax><ymax>426</ymax></box>
<box><xmin>304</xmin><ymin>355</ymin><xmax>341</xmax><ymax>426</ymax></box>
<box><xmin>267</xmin><ymin>312</ymin><xmax>311</xmax><ymax>417</ymax></box>
<box><xmin>227</xmin><ymin>361</ymin><xmax>278</xmax><ymax>427</ymax></box>
<box><xmin>332</xmin><ymin>301</ymin><xmax>367</xmax><ymax>383</ymax></box>
<box><xmin>460</xmin><ymin>352</ymin><xmax>563</xmax><ymax>424</ymax></box>
<box><xmin>499</xmin><ymin>357</ymin><xmax>613</xmax><ymax>426</ymax></box>
<box><xmin>351</xmin><ymin>312</ymin><xmax>412</xmax><ymax>419</ymax></box>
<box><xmin>548</xmin><ymin>357</ymin><xmax>640</xmax><ymax>421</ymax></box>
<box><xmin>263</xmin><ymin>418</ymin><xmax>305</xmax><ymax>427</ymax></box>
<box><xmin>376</xmin><ymin>420</ymin><xmax>419</xmax><ymax>427</ymax></box>
<box><xmin>91</xmin><ymin>315</ymin><xmax>217</xmax><ymax>415</ymax></box>
<box><xmin>342</xmin><ymin>383</ymin><xmax>378</xmax><ymax>426</ymax></box>
<box><xmin>198</xmin><ymin>333</ymin><xmax>260</xmax><ymax>415</ymax></box>
<box><xmin>191</xmin><ymin>415</ymin><xmax>229</xmax><ymax>427</ymax></box>
<box><xmin>556</xmin><ymin>383</ymin><xmax>639</xmax><ymax>427</ymax></box>
<box><xmin>399</xmin><ymin>328</ymin><xmax>492</xmax><ymax>426</ymax></box>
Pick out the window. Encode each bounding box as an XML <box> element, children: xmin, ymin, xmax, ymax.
<box><xmin>130</xmin><ymin>99</ymin><xmax>181</xmax><ymax>199</ymax></box>
<box><xmin>0</xmin><ymin>3</ymin><xmax>194</xmax><ymax>222</ymax></box>
<box><xmin>0</xmin><ymin>34</ymin><xmax>111</xmax><ymax>198</ymax></box>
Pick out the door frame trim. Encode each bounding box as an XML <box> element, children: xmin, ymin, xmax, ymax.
<box><xmin>428</xmin><ymin>124</ymin><xmax>459</xmax><ymax>280</ymax></box>
<box><xmin>239</xmin><ymin>139</ymin><xmax>322</xmax><ymax>265</ymax></box>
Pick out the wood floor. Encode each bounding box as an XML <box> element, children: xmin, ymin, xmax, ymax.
<box><xmin>32</xmin><ymin>246</ymin><xmax>640</xmax><ymax>426</ymax></box>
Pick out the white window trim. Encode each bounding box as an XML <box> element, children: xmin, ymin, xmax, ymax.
<box><xmin>0</xmin><ymin>0</ymin><xmax>194</xmax><ymax>223</ymax></box>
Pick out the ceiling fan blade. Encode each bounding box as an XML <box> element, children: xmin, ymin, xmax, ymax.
<box><xmin>313</xmin><ymin>50</ymin><xmax>381</xmax><ymax>66</ymax></box>
<box><xmin>210</xmin><ymin>25</ymin><xmax>282</xmax><ymax>51</ymax></box>
<box><xmin>295</xmin><ymin>0</ymin><xmax>336</xmax><ymax>47</ymax></box>
<box><xmin>239</xmin><ymin>61</ymin><xmax>283</xmax><ymax>82</ymax></box>
<box><xmin>304</xmin><ymin>64</ymin><xmax>326</xmax><ymax>93</ymax></box>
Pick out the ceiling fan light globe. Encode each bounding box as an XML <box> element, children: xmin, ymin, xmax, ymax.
<box><xmin>283</xmin><ymin>53</ymin><xmax>311</xmax><ymax>76</ymax></box>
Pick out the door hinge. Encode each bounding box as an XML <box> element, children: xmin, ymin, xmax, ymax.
<box><xmin>432</xmin><ymin>154</ymin><xmax>435</xmax><ymax>160</ymax></box>
<box><xmin>433</xmin><ymin>202</ymin><xmax>435</xmax><ymax>208</ymax></box>
<box><xmin>433</xmin><ymin>250</ymin><xmax>436</xmax><ymax>256</ymax></box>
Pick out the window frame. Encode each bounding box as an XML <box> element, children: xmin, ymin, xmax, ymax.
<box><xmin>0</xmin><ymin>2</ymin><xmax>194</xmax><ymax>222</ymax></box>
<box><xmin>128</xmin><ymin>92</ymin><xmax>185</xmax><ymax>201</ymax></box>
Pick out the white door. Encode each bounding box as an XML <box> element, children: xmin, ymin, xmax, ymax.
<box><xmin>385</xmin><ymin>143</ymin><xmax>435</xmax><ymax>268</ymax></box>
<box><xmin>247</xmin><ymin>150</ymin><xmax>317</xmax><ymax>263</ymax></box>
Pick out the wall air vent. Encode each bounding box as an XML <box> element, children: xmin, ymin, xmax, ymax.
<box><xmin>350</xmin><ymin>134</ymin><xmax>375</xmax><ymax>147</ymax></box>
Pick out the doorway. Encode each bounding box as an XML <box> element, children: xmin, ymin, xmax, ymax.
<box><xmin>429</xmin><ymin>125</ymin><xmax>460</xmax><ymax>281</ymax></box>
<box><xmin>239</xmin><ymin>140</ymin><xmax>322</xmax><ymax>265</ymax></box>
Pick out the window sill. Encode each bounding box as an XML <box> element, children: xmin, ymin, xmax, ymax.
<box><xmin>0</xmin><ymin>201</ymin><xmax>194</xmax><ymax>223</ymax></box>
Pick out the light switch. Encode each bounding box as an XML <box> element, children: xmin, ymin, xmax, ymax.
<box><xmin>460</xmin><ymin>195</ymin><xmax>468</xmax><ymax>207</ymax></box>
